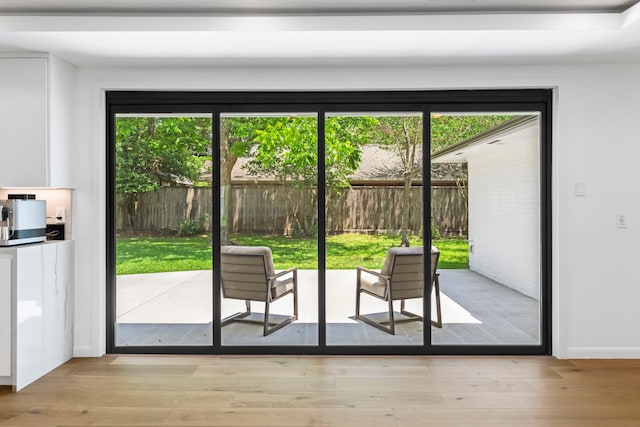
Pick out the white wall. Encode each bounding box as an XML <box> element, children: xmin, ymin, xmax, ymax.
<box><xmin>70</xmin><ymin>63</ymin><xmax>640</xmax><ymax>359</ymax></box>
<box><xmin>48</xmin><ymin>55</ymin><xmax>76</xmax><ymax>188</ymax></box>
<box><xmin>468</xmin><ymin>123</ymin><xmax>541</xmax><ymax>299</ymax></box>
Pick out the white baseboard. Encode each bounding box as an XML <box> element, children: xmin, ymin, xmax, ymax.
<box><xmin>73</xmin><ymin>345</ymin><xmax>102</xmax><ymax>357</ymax></box>
<box><xmin>564</xmin><ymin>347</ymin><xmax>640</xmax><ymax>359</ymax></box>
<box><xmin>0</xmin><ymin>375</ymin><xmax>11</xmax><ymax>386</ymax></box>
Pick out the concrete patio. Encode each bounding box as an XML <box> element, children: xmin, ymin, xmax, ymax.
<box><xmin>115</xmin><ymin>269</ymin><xmax>540</xmax><ymax>347</ymax></box>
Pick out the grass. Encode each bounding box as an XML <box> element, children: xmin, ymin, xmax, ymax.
<box><xmin>116</xmin><ymin>233</ymin><xmax>469</xmax><ymax>275</ymax></box>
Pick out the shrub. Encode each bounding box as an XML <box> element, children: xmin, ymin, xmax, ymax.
<box><xmin>178</xmin><ymin>214</ymin><xmax>209</xmax><ymax>236</ymax></box>
<box><xmin>431</xmin><ymin>222</ymin><xmax>441</xmax><ymax>240</ymax></box>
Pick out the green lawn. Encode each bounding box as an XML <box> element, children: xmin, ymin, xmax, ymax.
<box><xmin>116</xmin><ymin>233</ymin><xmax>468</xmax><ymax>275</ymax></box>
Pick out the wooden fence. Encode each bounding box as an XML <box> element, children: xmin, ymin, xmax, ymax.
<box><xmin>116</xmin><ymin>184</ymin><xmax>467</xmax><ymax>236</ymax></box>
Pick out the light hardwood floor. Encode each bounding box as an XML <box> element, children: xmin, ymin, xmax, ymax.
<box><xmin>2</xmin><ymin>356</ymin><xmax>640</xmax><ymax>426</ymax></box>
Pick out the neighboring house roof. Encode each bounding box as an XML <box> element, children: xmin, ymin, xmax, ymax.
<box><xmin>431</xmin><ymin>115</ymin><xmax>540</xmax><ymax>164</ymax></box>
<box><xmin>229</xmin><ymin>144</ymin><xmax>466</xmax><ymax>184</ymax></box>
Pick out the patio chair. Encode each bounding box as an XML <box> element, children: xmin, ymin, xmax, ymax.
<box><xmin>355</xmin><ymin>246</ymin><xmax>442</xmax><ymax>334</ymax></box>
<box><xmin>220</xmin><ymin>245</ymin><xmax>298</xmax><ymax>336</ymax></box>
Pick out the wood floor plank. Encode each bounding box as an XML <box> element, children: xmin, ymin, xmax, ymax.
<box><xmin>439</xmin><ymin>391</ymin><xmax>640</xmax><ymax>410</ymax></box>
<box><xmin>162</xmin><ymin>407</ymin><xmax>399</xmax><ymax>427</ymax></box>
<box><xmin>25</xmin><ymin>374</ymin><xmax>336</xmax><ymax>393</ymax></box>
<box><xmin>305</xmin><ymin>364</ymin><xmax>432</xmax><ymax>377</ymax></box>
<box><xmin>428</xmin><ymin>365</ymin><xmax>563</xmax><ymax>380</ymax></box>
<box><xmin>526</xmin><ymin>377</ymin><xmax>640</xmax><ymax>393</ymax></box>
<box><xmin>335</xmin><ymin>376</ymin><xmax>536</xmax><ymax>393</ymax></box>
<box><xmin>69</xmin><ymin>364</ymin><xmax>199</xmax><ymax>377</ymax></box>
<box><xmin>193</xmin><ymin>364</ymin><xmax>309</xmax><ymax>378</ymax></box>
<box><xmin>109</xmin><ymin>355</ymin><xmax>224</xmax><ymax>366</ymax></box>
<box><xmin>393</xmin><ymin>407</ymin><xmax>640</xmax><ymax>427</ymax></box>
<box><xmin>0</xmin><ymin>406</ymin><xmax>174</xmax><ymax>426</ymax></box>
<box><xmin>424</xmin><ymin>356</ymin><xmax>574</xmax><ymax>368</ymax></box>
<box><xmin>231</xmin><ymin>391</ymin><xmax>446</xmax><ymax>409</ymax></box>
<box><xmin>551</xmin><ymin>365</ymin><xmax>640</xmax><ymax>381</ymax></box>
<box><xmin>5</xmin><ymin>389</ymin><xmax>236</xmax><ymax>409</ymax></box>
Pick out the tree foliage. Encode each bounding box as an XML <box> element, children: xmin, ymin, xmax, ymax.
<box><xmin>115</xmin><ymin>116</ymin><xmax>211</xmax><ymax>229</ymax></box>
<box><xmin>242</xmin><ymin>116</ymin><xmax>376</xmax><ymax>188</ymax></box>
<box><xmin>116</xmin><ymin>116</ymin><xmax>211</xmax><ymax>194</ymax></box>
<box><xmin>430</xmin><ymin>115</ymin><xmax>513</xmax><ymax>152</ymax></box>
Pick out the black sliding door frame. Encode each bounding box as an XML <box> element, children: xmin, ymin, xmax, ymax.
<box><xmin>106</xmin><ymin>89</ymin><xmax>552</xmax><ymax>356</ymax></box>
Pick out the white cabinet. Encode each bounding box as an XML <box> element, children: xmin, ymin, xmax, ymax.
<box><xmin>0</xmin><ymin>241</ymin><xmax>74</xmax><ymax>391</ymax></box>
<box><xmin>0</xmin><ymin>256</ymin><xmax>11</xmax><ymax>378</ymax></box>
<box><xmin>0</xmin><ymin>57</ymin><xmax>48</xmax><ymax>187</ymax></box>
<box><xmin>0</xmin><ymin>55</ymin><xmax>75</xmax><ymax>188</ymax></box>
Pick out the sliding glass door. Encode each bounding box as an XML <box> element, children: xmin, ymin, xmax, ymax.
<box><xmin>112</xmin><ymin>113</ymin><xmax>213</xmax><ymax>347</ymax></box>
<box><xmin>430</xmin><ymin>111</ymin><xmax>543</xmax><ymax>347</ymax></box>
<box><xmin>324</xmin><ymin>112</ymin><xmax>426</xmax><ymax>346</ymax></box>
<box><xmin>106</xmin><ymin>90</ymin><xmax>551</xmax><ymax>355</ymax></box>
<box><xmin>218</xmin><ymin>112</ymin><xmax>319</xmax><ymax>347</ymax></box>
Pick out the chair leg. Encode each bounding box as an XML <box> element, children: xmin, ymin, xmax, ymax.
<box><xmin>387</xmin><ymin>296</ymin><xmax>395</xmax><ymax>335</ymax></box>
<box><xmin>431</xmin><ymin>273</ymin><xmax>442</xmax><ymax>328</ymax></box>
<box><xmin>262</xmin><ymin>298</ymin><xmax>295</xmax><ymax>336</ymax></box>
<box><xmin>355</xmin><ymin>269</ymin><xmax>362</xmax><ymax>317</ymax></box>
<box><xmin>293</xmin><ymin>269</ymin><xmax>299</xmax><ymax>320</ymax></box>
<box><xmin>355</xmin><ymin>291</ymin><xmax>395</xmax><ymax>335</ymax></box>
<box><xmin>263</xmin><ymin>299</ymin><xmax>271</xmax><ymax>337</ymax></box>
<box><xmin>262</xmin><ymin>282</ymin><xmax>297</xmax><ymax>336</ymax></box>
<box><xmin>399</xmin><ymin>299</ymin><xmax>423</xmax><ymax>322</ymax></box>
<box><xmin>220</xmin><ymin>300</ymin><xmax>252</xmax><ymax>327</ymax></box>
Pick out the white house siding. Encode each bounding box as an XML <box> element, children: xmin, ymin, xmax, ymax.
<box><xmin>467</xmin><ymin>123</ymin><xmax>541</xmax><ymax>299</ymax></box>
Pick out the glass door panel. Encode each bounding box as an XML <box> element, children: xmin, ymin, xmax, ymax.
<box><xmin>220</xmin><ymin>113</ymin><xmax>319</xmax><ymax>346</ymax></box>
<box><xmin>430</xmin><ymin>112</ymin><xmax>542</xmax><ymax>346</ymax></box>
<box><xmin>324</xmin><ymin>112</ymin><xmax>425</xmax><ymax>346</ymax></box>
<box><xmin>114</xmin><ymin>113</ymin><xmax>213</xmax><ymax>347</ymax></box>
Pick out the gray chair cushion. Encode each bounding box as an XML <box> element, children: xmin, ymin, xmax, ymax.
<box><xmin>272</xmin><ymin>277</ymin><xmax>295</xmax><ymax>298</ymax></box>
<box><xmin>359</xmin><ymin>277</ymin><xmax>387</xmax><ymax>298</ymax></box>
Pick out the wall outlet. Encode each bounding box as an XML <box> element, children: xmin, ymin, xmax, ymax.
<box><xmin>55</xmin><ymin>207</ymin><xmax>66</xmax><ymax>223</ymax></box>
<box><xmin>616</xmin><ymin>213</ymin><xmax>627</xmax><ymax>229</ymax></box>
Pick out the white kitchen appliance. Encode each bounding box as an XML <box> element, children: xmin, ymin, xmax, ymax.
<box><xmin>0</xmin><ymin>199</ymin><xmax>47</xmax><ymax>246</ymax></box>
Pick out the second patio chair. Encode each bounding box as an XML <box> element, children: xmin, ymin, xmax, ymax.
<box><xmin>220</xmin><ymin>245</ymin><xmax>298</xmax><ymax>336</ymax></box>
<box><xmin>355</xmin><ymin>246</ymin><xmax>442</xmax><ymax>334</ymax></box>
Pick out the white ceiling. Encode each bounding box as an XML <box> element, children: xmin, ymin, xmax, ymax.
<box><xmin>0</xmin><ymin>1</ymin><xmax>639</xmax><ymax>67</ymax></box>
<box><xmin>0</xmin><ymin>0</ymin><xmax>637</xmax><ymax>13</ymax></box>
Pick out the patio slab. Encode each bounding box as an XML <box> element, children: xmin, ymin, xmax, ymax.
<box><xmin>115</xmin><ymin>268</ymin><xmax>540</xmax><ymax>347</ymax></box>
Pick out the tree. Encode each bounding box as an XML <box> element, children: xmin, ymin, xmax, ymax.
<box><xmin>243</xmin><ymin>115</ymin><xmax>376</xmax><ymax>236</ymax></box>
<box><xmin>376</xmin><ymin>116</ymin><xmax>423</xmax><ymax>247</ymax></box>
<box><xmin>115</xmin><ymin>116</ymin><xmax>211</xmax><ymax>230</ymax></box>
<box><xmin>218</xmin><ymin>117</ymin><xmax>264</xmax><ymax>244</ymax></box>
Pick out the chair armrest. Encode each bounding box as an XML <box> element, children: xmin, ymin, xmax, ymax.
<box><xmin>270</xmin><ymin>267</ymin><xmax>298</xmax><ymax>280</ymax></box>
<box><xmin>357</xmin><ymin>266</ymin><xmax>390</xmax><ymax>281</ymax></box>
